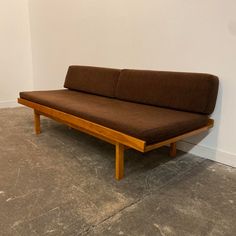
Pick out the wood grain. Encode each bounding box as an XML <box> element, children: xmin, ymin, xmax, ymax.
<box><xmin>115</xmin><ymin>143</ymin><xmax>124</xmax><ymax>180</ymax></box>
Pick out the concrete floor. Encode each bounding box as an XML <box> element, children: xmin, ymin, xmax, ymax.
<box><xmin>0</xmin><ymin>107</ymin><xmax>235</xmax><ymax>236</ymax></box>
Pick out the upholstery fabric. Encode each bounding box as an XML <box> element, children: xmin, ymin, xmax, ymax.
<box><xmin>64</xmin><ymin>65</ymin><xmax>121</xmax><ymax>97</ymax></box>
<box><xmin>115</xmin><ymin>69</ymin><xmax>219</xmax><ymax>114</ymax></box>
<box><xmin>20</xmin><ymin>90</ymin><xmax>209</xmax><ymax>144</ymax></box>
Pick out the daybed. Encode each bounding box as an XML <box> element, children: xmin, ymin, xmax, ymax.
<box><xmin>18</xmin><ymin>66</ymin><xmax>219</xmax><ymax>180</ymax></box>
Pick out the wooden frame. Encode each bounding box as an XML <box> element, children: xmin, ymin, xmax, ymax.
<box><xmin>18</xmin><ymin>98</ymin><xmax>214</xmax><ymax>180</ymax></box>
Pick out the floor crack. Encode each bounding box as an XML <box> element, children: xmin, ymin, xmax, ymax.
<box><xmin>79</xmin><ymin>159</ymin><xmax>205</xmax><ymax>235</ymax></box>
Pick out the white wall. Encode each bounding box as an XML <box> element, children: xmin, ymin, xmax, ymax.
<box><xmin>17</xmin><ymin>0</ymin><xmax>236</xmax><ymax>165</ymax></box>
<box><xmin>0</xmin><ymin>0</ymin><xmax>33</xmax><ymax>108</ymax></box>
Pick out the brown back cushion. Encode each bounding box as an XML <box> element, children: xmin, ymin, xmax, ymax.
<box><xmin>115</xmin><ymin>69</ymin><xmax>219</xmax><ymax>114</ymax></box>
<box><xmin>64</xmin><ymin>65</ymin><xmax>121</xmax><ymax>97</ymax></box>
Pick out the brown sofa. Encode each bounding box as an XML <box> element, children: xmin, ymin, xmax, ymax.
<box><xmin>18</xmin><ymin>66</ymin><xmax>219</xmax><ymax>180</ymax></box>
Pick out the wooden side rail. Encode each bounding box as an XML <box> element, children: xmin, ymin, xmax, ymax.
<box><xmin>18</xmin><ymin>98</ymin><xmax>145</xmax><ymax>152</ymax></box>
<box><xmin>145</xmin><ymin>119</ymin><xmax>214</xmax><ymax>152</ymax></box>
<box><xmin>18</xmin><ymin>98</ymin><xmax>214</xmax><ymax>180</ymax></box>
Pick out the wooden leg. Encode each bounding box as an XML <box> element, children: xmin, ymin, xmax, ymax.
<box><xmin>34</xmin><ymin>110</ymin><xmax>41</xmax><ymax>135</ymax></box>
<box><xmin>115</xmin><ymin>143</ymin><xmax>124</xmax><ymax>180</ymax></box>
<box><xmin>169</xmin><ymin>142</ymin><xmax>177</xmax><ymax>157</ymax></box>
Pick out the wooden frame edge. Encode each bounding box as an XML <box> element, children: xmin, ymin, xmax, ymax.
<box><xmin>144</xmin><ymin>119</ymin><xmax>214</xmax><ymax>152</ymax></box>
<box><xmin>18</xmin><ymin>98</ymin><xmax>146</xmax><ymax>152</ymax></box>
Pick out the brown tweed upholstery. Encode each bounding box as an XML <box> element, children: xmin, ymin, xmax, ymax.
<box><xmin>64</xmin><ymin>65</ymin><xmax>120</xmax><ymax>98</ymax></box>
<box><xmin>116</xmin><ymin>69</ymin><xmax>219</xmax><ymax>114</ymax></box>
<box><xmin>20</xmin><ymin>90</ymin><xmax>209</xmax><ymax>144</ymax></box>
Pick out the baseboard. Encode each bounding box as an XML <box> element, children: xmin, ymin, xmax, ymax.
<box><xmin>177</xmin><ymin>141</ymin><xmax>236</xmax><ymax>167</ymax></box>
<box><xmin>0</xmin><ymin>100</ymin><xmax>20</xmax><ymax>108</ymax></box>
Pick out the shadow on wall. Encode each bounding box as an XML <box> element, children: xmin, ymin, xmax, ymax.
<box><xmin>178</xmin><ymin>79</ymin><xmax>223</xmax><ymax>162</ymax></box>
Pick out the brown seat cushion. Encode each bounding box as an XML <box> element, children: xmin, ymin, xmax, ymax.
<box><xmin>116</xmin><ymin>69</ymin><xmax>219</xmax><ymax>115</ymax></box>
<box><xmin>64</xmin><ymin>65</ymin><xmax>121</xmax><ymax>97</ymax></box>
<box><xmin>20</xmin><ymin>90</ymin><xmax>209</xmax><ymax>144</ymax></box>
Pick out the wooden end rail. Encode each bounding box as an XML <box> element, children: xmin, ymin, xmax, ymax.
<box><xmin>18</xmin><ymin>98</ymin><xmax>214</xmax><ymax>180</ymax></box>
